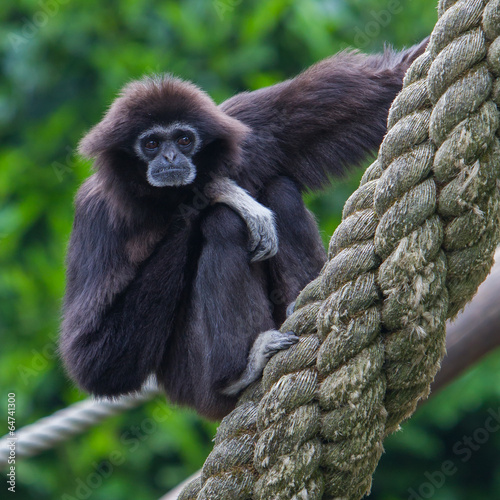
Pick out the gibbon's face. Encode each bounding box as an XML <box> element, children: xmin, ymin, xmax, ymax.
<box><xmin>134</xmin><ymin>123</ymin><xmax>201</xmax><ymax>187</ymax></box>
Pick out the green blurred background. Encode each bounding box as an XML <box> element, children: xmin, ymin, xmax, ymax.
<box><xmin>1</xmin><ymin>0</ymin><xmax>500</xmax><ymax>498</ymax></box>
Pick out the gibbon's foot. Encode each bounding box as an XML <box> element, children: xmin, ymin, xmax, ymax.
<box><xmin>286</xmin><ymin>301</ymin><xmax>296</xmax><ymax>317</ymax></box>
<box><xmin>260</xmin><ymin>330</ymin><xmax>299</xmax><ymax>356</ymax></box>
<box><xmin>221</xmin><ymin>330</ymin><xmax>299</xmax><ymax>396</ymax></box>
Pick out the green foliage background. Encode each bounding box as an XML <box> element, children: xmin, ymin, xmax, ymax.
<box><xmin>1</xmin><ymin>1</ymin><xmax>500</xmax><ymax>499</ymax></box>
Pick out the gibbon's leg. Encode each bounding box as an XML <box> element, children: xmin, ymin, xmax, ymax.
<box><xmin>260</xmin><ymin>176</ymin><xmax>328</xmax><ymax>324</ymax></box>
<box><xmin>159</xmin><ymin>204</ymin><xmax>297</xmax><ymax>420</ymax></box>
<box><xmin>62</xmin><ymin>188</ymin><xmax>191</xmax><ymax>397</ymax></box>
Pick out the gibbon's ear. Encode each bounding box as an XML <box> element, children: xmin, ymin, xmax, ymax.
<box><xmin>78</xmin><ymin>122</ymin><xmax>108</xmax><ymax>160</ymax></box>
<box><xmin>78</xmin><ymin>102</ymin><xmax>137</xmax><ymax>160</ymax></box>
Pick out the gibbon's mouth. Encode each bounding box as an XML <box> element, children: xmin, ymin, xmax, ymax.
<box><xmin>147</xmin><ymin>167</ymin><xmax>196</xmax><ymax>187</ymax></box>
<box><xmin>156</xmin><ymin>167</ymin><xmax>183</xmax><ymax>173</ymax></box>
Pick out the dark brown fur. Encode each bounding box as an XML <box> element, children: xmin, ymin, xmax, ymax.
<box><xmin>60</xmin><ymin>40</ymin><xmax>427</xmax><ymax>419</ymax></box>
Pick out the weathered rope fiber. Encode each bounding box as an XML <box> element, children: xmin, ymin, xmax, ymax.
<box><xmin>181</xmin><ymin>1</ymin><xmax>500</xmax><ymax>498</ymax></box>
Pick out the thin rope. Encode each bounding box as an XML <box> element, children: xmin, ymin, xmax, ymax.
<box><xmin>0</xmin><ymin>383</ymin><xmax>160</xmax><ymax>467</ymax></box>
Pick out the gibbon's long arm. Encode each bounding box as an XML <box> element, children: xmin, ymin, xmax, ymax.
<box><xmin>222</xmin><ymin>39</ymin><xmax>428</xmax><ymax>191</ymax></box>
<box><xmin>60</xmin><ymin>177</ymin><xmax>190</xmax><ymax>396</ymax></box>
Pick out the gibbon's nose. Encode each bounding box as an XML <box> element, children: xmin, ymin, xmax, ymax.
<box><xmin>163</xmin><ymin>151</ymin><xmax>176</xmax><ymax>162</ymax></box>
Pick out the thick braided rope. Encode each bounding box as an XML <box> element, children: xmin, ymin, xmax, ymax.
<box><xmin>379</xmin><ymin>0</ymin><xmax>500</xmax><ymax>435</ymax></box>
<box><xmin>181</xmin><ymin>1</ymin><xmax>500</xmax><ymax>498</ymax></box>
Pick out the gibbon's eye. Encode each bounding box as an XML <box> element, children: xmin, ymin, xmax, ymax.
<box><xmin>177</xmin><ymin>135</ymin><xmax>192</xmax><ymax>147</ymax></box>
<box><xmin>144</xmin><ymin>139</ymin><xmax>159</xmax><ymax>151</ymax></box>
